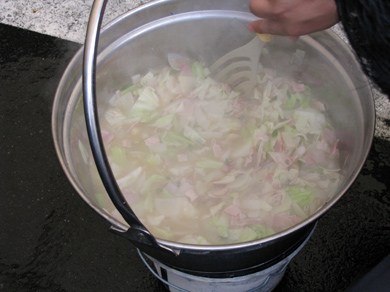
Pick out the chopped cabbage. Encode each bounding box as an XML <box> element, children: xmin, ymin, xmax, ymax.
<box><xmin>85</xmin><ymin>53</ymin><xmax>343</xmax><ymax>245</ymax></box>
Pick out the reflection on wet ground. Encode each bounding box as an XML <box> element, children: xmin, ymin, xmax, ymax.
<box><xmin>1</xmin><ymin>23</ymin><xmax>389</xmax><ymax>292</ymax></box>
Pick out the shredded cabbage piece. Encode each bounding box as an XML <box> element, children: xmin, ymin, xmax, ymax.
<box><xmin>85</xmin><ymin>53</ymin><xmax>343</xmax><ymax>245</ymax></box>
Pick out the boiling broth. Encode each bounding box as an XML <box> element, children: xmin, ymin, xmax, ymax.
<box><xmin>79</xmin><ymin>54</ymin><xmax>342</xmax><ymax>245</ymax></box>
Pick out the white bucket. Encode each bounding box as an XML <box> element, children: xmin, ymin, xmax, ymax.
<box><xmin>138</xmin><ymin>226</ymin><xmax>314</xmax><ymax>292</ymax></box>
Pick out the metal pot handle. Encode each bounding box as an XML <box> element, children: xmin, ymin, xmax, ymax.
<box><xmin>82</xmin><ymin>0</ymin><xmax>176</xmax><ymax>255</ymax></box>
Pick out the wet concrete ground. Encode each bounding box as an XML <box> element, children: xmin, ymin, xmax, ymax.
<box><xmin>1</xmin><ymin>22</ymin><xmax>390</xmax><ymax>292</ymax></box>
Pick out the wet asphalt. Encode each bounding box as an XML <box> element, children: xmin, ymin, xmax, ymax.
<box><xmin>1</xmin><ymin>23</ymin><xmax>390</xmax><ymax>292</ymax></box>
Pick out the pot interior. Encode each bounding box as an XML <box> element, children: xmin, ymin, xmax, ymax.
<box><xmin>54</xmin><ymin>4</ymin><xmax>374</xmax><ymax>252</ymax></box>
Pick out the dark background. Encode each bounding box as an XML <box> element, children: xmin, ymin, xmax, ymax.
<box><xmin>1</xmin><ymin>23</ymin><xmax>389</xmax><ymax>291</ymax></box>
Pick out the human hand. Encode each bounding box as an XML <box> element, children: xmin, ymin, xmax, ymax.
<box><xmin>248</xmin><ymin>0</ymin><xmax>339</xmax><ymax>37</ymax></box>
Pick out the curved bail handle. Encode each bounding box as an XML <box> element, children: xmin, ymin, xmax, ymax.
<box><xmin>82</xmin><ymin>0</ymin><xmax>176</xmax><ymax>256</ymax></box>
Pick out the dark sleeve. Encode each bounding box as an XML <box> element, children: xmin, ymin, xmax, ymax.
<box><xmin>335</xmin><ymin>0</ymin><xmax>390</xmax><ymax>96</ymax></box>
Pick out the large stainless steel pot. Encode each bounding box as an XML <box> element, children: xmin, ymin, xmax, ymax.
<box><xmin>52</xmin><ymin>0</ymin><xmax>375</xmax><ymax>276</ymax></box>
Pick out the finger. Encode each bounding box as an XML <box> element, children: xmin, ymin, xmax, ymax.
<box><xmin>248</xmin><ymin>21</ymin><xmax>300</xmax><ymax>42</ymax></box>
<box><xmin>249</xmin><ymin>0</ymin><xmax>274</xmax><ymax>18</ymax></box>
<box><xmin>248</xmin><ymin>19</ymin><xmax>285</xmax><ymax>36</ymax></box>
<box><xmin>249</xmin><ymin>19</ymin><xmax>311</xmax><ymax>37</ymax></box>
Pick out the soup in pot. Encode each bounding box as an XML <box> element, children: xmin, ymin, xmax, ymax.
<box><xmin>77</xmin><ymin>53</ymin><xmax>342</xmax><ymax>245</ymax></box>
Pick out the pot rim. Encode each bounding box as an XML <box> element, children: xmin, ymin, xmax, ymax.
<box><xmin>52</xmin><ymin>0</ymin><xmax>376</xmax><ymax>253</ymax></box>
